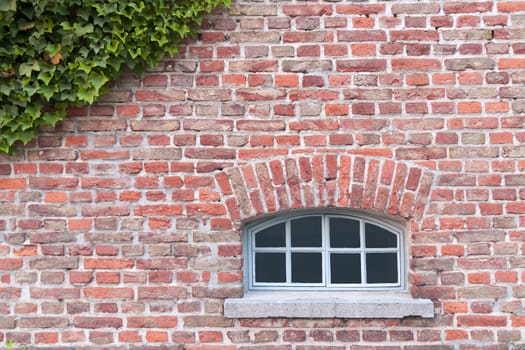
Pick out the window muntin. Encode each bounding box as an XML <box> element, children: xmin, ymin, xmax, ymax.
<box><xmin>247</xmin><ymin>213</ymin><xmax>404</xmax><ymax>291</ymax></box>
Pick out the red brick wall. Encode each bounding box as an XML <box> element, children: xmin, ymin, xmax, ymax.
<box><xmin>1</xmin><ymin>0</ymin><xmax>525</xmax><ymax>348</ymax></box>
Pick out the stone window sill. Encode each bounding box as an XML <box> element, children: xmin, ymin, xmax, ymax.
<box><xmin>224</xmin><ymin>291</ymin><xmax>434</xmax><ymax>319</ymax></box>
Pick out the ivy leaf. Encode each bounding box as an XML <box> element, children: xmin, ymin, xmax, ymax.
<box><xmin>38</xmin><ymin>84</ymin><xmax>58</xmax><ymax>100</ymax></box>
<box><xmin>89</xmin><ymin>72</ymin><xmax>109</xmax><ymax>92</ymax></box>
<box><xmin>0</xmin><ymin>82</ymin><xmax>13</xmax><ymax>95</ymax></box>
<box><xmin>19</xmin><ymin>59</ymin><xmax>39</xmax><ymax>77</ymax></box>
<box><xmin>75</xmin><ymin>23</ymin><xmax>94</xmax><ymax>36</ymax></box>
<box><xmin>37</xmin><ymin>69</ymin><xmax>54</xmax><ymax>85</ymax></box>
<box><xmin>78</xmin><ymin>61</ymin><xmax>94</xmax><ymax>73</ymax></box>
<box><xmin>0</xmin><ymin>0</ymin><xmax>16</xmax><ymax>11</ymax></box>
<box><xmin>42</xmin><ymin>110</ymin><xmax>63</xmax><ymax>126</ymax></box>
<box><xmin>77</xmin><ymin>87</ymin><xmax>97</xmax><ymax>104</ymax></box>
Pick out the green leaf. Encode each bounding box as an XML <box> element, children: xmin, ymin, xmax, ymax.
<box><xmin>0</xmin><ymin>0</ymin><xmax>16</xmax><ymax>12</ymax></box>
<box><xmin>75</xmin><ymin>23</ymin><xmax>94</xmax><ymax>36</ymax></box>
<box><xmin>77</xmin><ymin>87</ymin><xmax>96</xmax><ymax>104</ymax></box>
<box><xmin>38</xmin><ymin>84</ymin><xmax>58</xmax><ymax>100</ymax></box>
<box><xmin>89</xmin><ymin>71</ymin><xmax>109</xmax><ymax>92</ymax></box>
<box><xmin>19</xmin><ymin>62</ymin><xmax>34</xmax><ymax>77</ymax></box>
<box><xmin>37</xmin><ymin>69</ymin><xmax>54</xmax><ymax>85</ymax></box>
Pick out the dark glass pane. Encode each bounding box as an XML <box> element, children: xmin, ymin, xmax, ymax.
<box><xmin>330</xmin><ymin>218</ymin><xmax>360</xmax><ymax>248</ymax></box>
<box><xmin>366</xmin><ymin>253</ymin><xmax>398</xmax><ymax>284</ymax></box>
<box><xmin>255</xmin><ymin>253</ymin><xmax>286</xmax><ymax>283</ymax></box>
<box><xmin>255</xmin><ymin>223</ymin><xmax>286</xmax><ymax>247</ymax></box>
<box><xmin>365</xmin><ymin>223</ymin><xmax>397</xmax><ymax>248</ymax></box>
<box><xmin>291</xmin><ymin>216</ymin><xmax>322</xmax><ymax>247</ymax></box>
<box><xmin>291</xmin><ymin>253</ymin><xmax>322</xmax><ymax>283</ymax></box>
<box><xmin>330</xmin><ymin>254</ymin><xmax>361</xmax><ymax>284</ymax></box>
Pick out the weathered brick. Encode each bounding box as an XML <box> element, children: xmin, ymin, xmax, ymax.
<box><xmin>130</xmin><ymin>148</ymin><xmax>182</xmax><ymax>160</ymax></box>
<box><xmin>130</xmin><ymin>120</ymin><xmax>180</xmax><ymax>131</ymax></box>
<box><xmin>236</xmin><ymin>89</ymin><xmax>286</xmax><ymax>101</ymax></box>
<box><xmin>29</xmin><ymin>257</ymin><xmax>78</xmax><ymax>270</ymax></box>
<box><xmin>392</xmin><ymin>3</ymin><xmax>441</xmax><ymax>14</ymax></box>
<box><xmin>445</xmin><ymin>58</ymin><xmax>495</xmax><ymax>71</ymax></box>
<box><xmin>282</xmin><ymin>4</ymin><xmax>332</xmax><ymax>16</ymax></box>
<box><xmin>73</xmin><ymin>317</ymin><xmax>123</xmax><ymax>329</ymax></box>
<box><xmin>282</xmin><ymin>60</ymin><xmax>332</xmax><ymax>73</ymax></box>
<box><xmin>19</xmin><ymin>317</ymin><xmax>68</xmax><ymax>328</ymax></box>
<box><xmin>442</xmin><ymin>29</ymin><xmax>493</xmax><ymax>40</ymax></box>
<box><xmin>444</xmin><ymin>2</ymin><xmax>493</xmax><ymax>14</ymax></box>
<box><xmin>337</xmin><ymin>30</ymin><xmax>386</xmax><ymax>42</ymax></box>
<box><xmin>230</xmin><ymin>32</ymin><xmax>280</xmax><ymax>43</ymax></box>
<box><xmin>127</xmin><ymin>316</ymin><xmax>178</xmax><ymax>328</ymax></box>
<box><xmin>336</xmin><ymin>59</ymin><xmax>387</xmax><ymax>72</ymax></box>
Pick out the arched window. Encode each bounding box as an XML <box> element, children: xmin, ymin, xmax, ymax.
<box><xmin>245</xmin><ymin>211</ymin><xmax>405</xmax><ymax>291</ymax></box>
<box><xmin>225</xmin><ymin>210</ymin><xmax>433</xmax><ymax>319</ymax></box>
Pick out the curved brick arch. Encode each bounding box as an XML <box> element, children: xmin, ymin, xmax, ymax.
<box><xmin>215</xmin><ymin>154</ymin><xmax>435</xmax><ymax>224</ymax></box>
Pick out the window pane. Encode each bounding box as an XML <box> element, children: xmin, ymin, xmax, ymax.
<box><xmin>255</xmin><ymin>223</ymin><xmax>286</xmax><ymax>247</ymax></box>
<box><xmin>255</xmin><ymin>253</ymin><xmax>286</xmax><ymax>283</ymax></box>
<box><xmin>330</xmin><ymin>254</ymin><xmax>361</xmax><ymax>284</ymax></box>
<box><xmin>291</xmin><ymin>253</ymin><xmax>322</xmax><ymax>283</ymax></box>
<box><xmin>365</xmin><ymin>223</ymin><xmax>397</xmax><ymax>248</ymax></box>
<box><xmin>291</xmin><ymin>216</ymin><xmax>322</xmax><ymax>247</ymax></box>
<box><xmin>330</xmin><ymin>218</ymin><xmax>360</xmax><ymax>248</ymax></box>
<box><xmin>366</xmin><ymin>253</ymin><xmax>398</xmax><ymax>284</ymax></box>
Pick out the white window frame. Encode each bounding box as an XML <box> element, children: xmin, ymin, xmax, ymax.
<box><xmin>224</xmin><ymin>209</ymin><xmax>434</xmax><ymax>319</ymax></box>
<box><xmin>247</xmin><ymin>211</ymin><xmax>405</xmax><ymax>291</ymax></box>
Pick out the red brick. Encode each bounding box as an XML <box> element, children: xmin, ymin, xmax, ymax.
<box><xmin>458</xmin><ymin>316</ymin><xmax>507</xmax><ymax>327</ymax></box>
<box><xmin>283</xmin><ymin>4</ymin><xmax>332</xmax><ymax>16</ymax></box>
<box><xmin>127</xmin><ymin>316</ymin><xmax>178</xmax><ymax>328</ymax></box>
<box><xmin>73</xmin><ymin>317</ymin><xmax>122</xmax><ymax>329</ymax></box>
<box><xmin>444</xmin><ymin>2</ymin><xmax>493</xmax><ymax>14</ymax></box>
<box><xmin>498</xmin><ymin>2</ymin><xmax>525</xmax><ymax>12</ymax></box>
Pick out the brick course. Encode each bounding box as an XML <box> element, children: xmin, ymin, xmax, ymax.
<box><xmin>1</xmin><ymin>0</ymin><xmax>525</xmax><ymax>348</ymax></box>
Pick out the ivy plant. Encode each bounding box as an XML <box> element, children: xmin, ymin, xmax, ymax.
<box><xmin>0</xmin><ymin>0</ymin><xmax>230</xmax><ymax>154</ymax></box>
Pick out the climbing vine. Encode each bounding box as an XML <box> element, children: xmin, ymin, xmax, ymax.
<box><xmin>0</xmin><ymin>0</ymin><xmax>230</xmax><ymax>154</ymax></box>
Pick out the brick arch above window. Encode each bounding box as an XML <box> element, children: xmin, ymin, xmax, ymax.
<box><xmin>214</xmin><ymin>154</ymin><xmax>435</xmax><ymax>224</ymax></box>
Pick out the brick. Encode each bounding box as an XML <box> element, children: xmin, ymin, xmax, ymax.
<box><xmin>444</xmin><ymin>2</ymin><xmax>493</xmax><ymax>14</ymax></box>
<box><xmin>131</xmin><ymin>148</ymin><xmax>182</xmax><ymax>160</ymax></box>
<box><xmin>282</xmin><ymin>60</ymin><xmax>332</xmax><ymax>73</ymax></box>
<box><xmin>29</xmin><ymin>257</ymin><xmax>78</xmax><ymax>270</ymax></box>
<box><xmin>229</xmin><ymin>5</ymin><xmax>276</xmax><ymax>16</ymax></box>
<box><xmin>495</xmin><ymin>28</ymin><xmax>525</xmax><ymax>39</ymax></box>
<box><xmin>393</xmin><ymin>59</ymin><xmax>441</xmax><ymax>71</ymax></box>
<box><xmin>337</xmin><ymin>30</ymin><xmax>386</xmax><ymax>42</ymax></box>
<box><xmin>230</xmin><ymin>31</ymin><xmax>280</xmax><ymax>44</ymax></box>
<box><xmin>19</xmin><ymin>317</ymin><xmax>68</xmax><ymax>328</ymax></box>
<box><xmin>344</xmin><ymin>89</ymin><xmax>392</xmax><ymax>100</ymax></box>
<box><xmin>336</xmin><ymin>4</ymin><xmax>385</xmax><ymax>15</ymax></box>
<box><xmin>445</xmin><ymin>58</ymin><xmax>495</xmax><ymax>71</ymax></box>
<box><xmin>73</xmin><ymin>317</ymin><xmax>123</xmax><ymax>329</ymax></box>
<box><xmin>458</xmin><ymin>316</ymin><xmax>506</xmax><ymax>327</ymax></box>
<box><xmin>130</xmin><ymin>120</ymin><xmax>180</xmax><ymax>131</ymax></box>
<box><xmin>30</xmin><ymin>288</ymin><xmax>79</xmax><ymax>299</ymax></box>
<box><xmin>392</xmin><ymin>3</ymin><xmax>441</xmax><ymax>14</ymax></box>
<box><xmin>183</xmin><ymin>316</ymin><xmax>234</xmax><ymax>328</ymax></box>
<box><xmin>127</xmin><ymin>316</ymin><xmax>178</xmax><ymax>328</ymax></box>
<box><xmin>282</xmin><ymin>4</ymin><xmax>332</xmax><ymax>16</ymax></box>
<box><xmin>0</xmin><ymin>178</ymin><xmax>25</xmax><ymax>189</ymax></box>
<box><xmin>84</xmin><ymin>288</ymin><xmax>133</xmax><ymax>299</ymax></box>
<box><xmin>336</xmin><ymin>59</ymin><xmax>387</xmax><ymax>72</ymax></box>
<box><xmin>442</xmin><ymin>29</ymin><xmax>493</xmax><ymax>40</ymax></box>
<box><xmin>396</xmin><ymin>147</ymin><xmax>446</xmax><ymax>160</ymax></box>
<box><xmin>390</xmin><ymin>30</ymin><xmax>439</xmax><ymax>41</ymax></box>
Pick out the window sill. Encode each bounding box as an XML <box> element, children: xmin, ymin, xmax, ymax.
<box><xmin>224</xmin><ymin>292</ymin><xmax>434</xmax><ymax>319</ymax></box>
